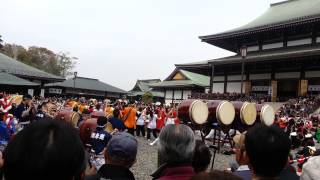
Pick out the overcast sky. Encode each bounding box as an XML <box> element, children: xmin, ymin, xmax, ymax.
<box><xmin>1</xmin><ymin>0</ymin><xmax>282</xmax><ymax>90</ymax></box>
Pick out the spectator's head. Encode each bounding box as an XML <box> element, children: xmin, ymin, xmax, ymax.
<box><xmin>245</xmin><ymin>124</ymin><xmax>291</xmax><ymax>178</ymax></box>
<box><xmin>73</xmin><ymin>105</ymin><xmax>79</xmax><ymax>112</ymax></box>
<box><xmin>37</xmin><ymin>102</ymin><xmax>45</xmax><ymax>111</ymax></box>
<box><xmin>105</xmin><ymin>132</ymin><xmax>138</xmax><ymax>168</ymax></box>
<box><xmin>95</xmin><ymin>104</ymin><xmax>101</xmax><ymax>110</ymax></box>
<box><xmin>82</xmin><ymin>109</ymin><xmax>91</xmax><ymax>119</ymax></box>
<box><xmin>158</xmin><ymin>124</ymin><xmax>195</xmax><ymax>165</ymax></box>
<box><xmin>113</xmin><ymin>108</ymin><xmax>120</xmax><ymax>118</ymax></box>
<box><xmin>192</xmin><ymin>140</ymin><xmax>212</xmax><ymax>173</ymax></box>
<box><xmin>233</xmin><ymin>132</ymin><xmax>249</xmax><ymax>166</ymax></box>
<box><xmin>3</xmin><ymin>118</ymin><xmax>86</xmax><ymax>180</ymax></box>
<box><xmin>149</xmin><ymin>111</ymin><xmax>154</xmax><ymax>118</ymax></box>
<box><xmin>97</xmin><ymin>116</ymin><xmax>108</xmax><ymax>129</ymax></box>
<box><xmin>190</xmin><ymin>170</ymin><xmax>242</xmax><ymax>180</ymax></box>
<box><xmin>22</xmin><ymin>94</ymin><xmax>32</xmax><ymax>104</ymax></box>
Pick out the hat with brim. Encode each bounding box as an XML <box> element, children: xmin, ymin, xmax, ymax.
<box><xmin>107</xmin><ymin>132</ymin><xmax>138</xmax><ymax>161</ymax></box>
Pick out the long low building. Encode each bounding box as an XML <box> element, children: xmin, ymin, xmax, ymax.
<box><xmin>44</xmin><ymin>77</ymin><xmax>127</xmax><ymax>99</ymax></box>
<box><xmin>0</xmin><ymin>72</ymin><xmax>40</xmax><ymax>94</ymax></box>
<box><xmin>176</xmin><ymin>0</ymin><xmax>320</xmax><ymax>102</ymax></box>
<box><xmin>0</xmin><ymin>53</ymin><xmax>65</xmax><ymax>84</ymax></box>
<box><xmin>0</xmin><ymin>53</ymin><xmax>64</xmax><ymax>96</ymax></box>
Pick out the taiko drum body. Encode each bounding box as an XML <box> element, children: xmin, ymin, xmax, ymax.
<box><xmin>177</xmin><ymin>99</ymin><xmax>209</xmax><ymax>125</ymax></box>
<box><xmin>232</xmin><ymin>101</ymin><xmax>257</xmax><ymax>126</ymax></box>
<box><xmin>256</xmin><ymin>104</ymin><xmax>275</xmax><ymax>126</ymax></box>
<box><xmin>207</xmin><ymin>100</ymin><xmax>235</xmax><ymax>126</ymax></box>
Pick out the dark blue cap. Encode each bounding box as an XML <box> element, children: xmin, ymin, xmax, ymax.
<box><xmin>107</xmin><ymin>132</ymin><xmax>138</xmax><ymax>161</ymax></box>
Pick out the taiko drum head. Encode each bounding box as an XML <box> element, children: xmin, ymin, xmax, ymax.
<box><xmin>260</xmin><ymin>104</ymin><xmax>275</xmax><ymax>126</ymax></box>
<box><xmin>190</xmin><ymin>100</ymin><xmax>208</xmax><ymax>125</ymax></box>
<box><xmin>216</xmin><ymin>101</ymin><xmax>235</xmax><ymax>125</ymax></box>
<box><xmin>240</xmin><ymin>102</ymin><xmax>257</xmax><ymax>126</ymax></box>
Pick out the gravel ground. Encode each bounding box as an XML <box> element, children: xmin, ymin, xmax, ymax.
<box><xmin>131</xmin><ymin>136</ymin><xmax>234</xmax><ymax>180</ymax></box>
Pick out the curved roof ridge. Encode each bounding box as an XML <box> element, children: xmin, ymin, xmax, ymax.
<box><xmin>270</xmin><ymin>0</ymin><xmax>296</xmax><ymax>7</ymax></box>
<box><xmin>200</xmin><ymin>0</ymin><xmax>320</xmax><ymax>41</ymax></box>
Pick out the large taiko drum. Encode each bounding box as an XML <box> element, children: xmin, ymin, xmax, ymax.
<box><xmin>208</xmin><ymin>100</ymin><xmax>235</xmax><ymax>126</ymax></box>
<box><xmin>79</xmin><ymin>118</ymin><xmax>97</xmax><ymax>145</ymax></box>
<box><xmin>232</xmin><ymin>101</ymin><xmax>257</xmax><ymax>126</ymax></box>
<box><xmin>256</xmin><ymin>104</ymin><xmax>275</xmax><ymax>126</ymax></box>
<box><xmin>178</xmin><ymin>99</ymin><xmax>209</xmax><ymax>125</ymax></box>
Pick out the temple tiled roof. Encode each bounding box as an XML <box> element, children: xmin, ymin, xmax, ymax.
<box><xmin>0</xmin><ymin>53</ymin><xmax>64</xmax><ymax>81</ymax></box>
<box><xmin>45</xmin><ymin>77</ymin><xmax>127</xmax><ymax>94</ymax></box>
<box><xmin>208</xmin><ymin>45</ymin><xmax>320</xmax><ymax>65</ymax></box>
<box><xmin>0</xmin><ymin>72</ymin><xmax>39</xmax><ymax>86</ymax></box>
<box><xmin>128</xmin><ymin>79</ymin><xmax>164</xmax><ymax>97</ymax></box>
<box><xmin>150</xmin><ymin>69</ymin><xmax>209</xmax><ymax>88</ymax></box>
<box><xmin>200</xmin><ymin>0</ymin><xmax>320</xmax><ymax>41</ymax></box>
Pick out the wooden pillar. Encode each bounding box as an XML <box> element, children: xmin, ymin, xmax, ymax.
<box><xmin>210</xmin><ymin>64</ymin><xmax>215</xmax><ymax>93</ymax></box>
<box><xmin>298</xmin><ymin>80</ymin><xmax>308</xmax><ymax>97</ymax></box>
<box><xmin>312</xmin><ymin>25</ymin><xmax>317</xmax><ymax>45</ymax></box>
<box><xmin>271</xmin><ymin>80</ymin><xmax>277</xmax><ymax>102</ymax></box>
<box><xmin>171</xmin><ymin>90</ymin><xmax>174</xmax><ymax>104</ymax></box>
<box><xmin>224</xmin><ymin>72</ymin><xmax>228</xmax><ymax>93</ymax></box>
<box><xmin>244</xmin><ymin>81</ymin><xmax>251</xmax><ymax>96</ymax></box>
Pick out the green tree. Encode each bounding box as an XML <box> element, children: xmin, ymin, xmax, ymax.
<box><xmin>0</xmin><ymin>35</ymin><xmax>3</xmax><ymax>49</ymax></box>
<box><xmin>0</xmin><ymin>43</ymin><xmax>77</xmax><ymax>77</ymax></box>
<box><xmin>1</xmin><ymin>44</ymin><xmax>28</xmax><ymax>60</ymax></box>
<box><xmin>142</xmin><ymin>92</ymin><xmax>154</xmax><ymax>104</ymax></box>
<box><xmin>57</xmin><ymin>52</ymin><xmax>77</xmax><ymax>77</ymax></box>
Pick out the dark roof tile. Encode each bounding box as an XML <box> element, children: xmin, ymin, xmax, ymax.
<box><xmin>45</xmin><ymin>77</ymin><xmax>127</xmax><ymax>94</ymax></box>
<box><xmin>0</xmin><ymin>53</ymin><xmax>64</xmax><ymax>81</ymax></box>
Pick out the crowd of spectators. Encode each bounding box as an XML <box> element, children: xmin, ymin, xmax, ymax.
<box><xmin>275</xmin><ymin>96</ymin><xmax>320</xmax><ymax>144</ymax></box>
<box><xmin>2</xmin><ymin>120</ymin><xmax>311</xmax><ymax>180</ymax></box>
<box><xmin>190</xmin><ymin>92</ymin><xmax>269</xmax><ymax>104</ymax></box>
<box><xmin>1</xmin><ymin>92</ymin><xmax>320</xmax><ymax>179</ymax></box>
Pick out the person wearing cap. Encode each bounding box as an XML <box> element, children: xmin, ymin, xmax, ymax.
<box><xmin>90</xmin><ymin>117</ymin><xmax>112</xmax><ymax>155</ymax></box>
<box><xmin>86</xmin><ymin>132</ymin><xmax>137</xmax><ymax>180</ymax></box>
<box><xmin>14</xmin><ymin>94</ymin><xmax>36</xmax><ymax>126</ymax></box>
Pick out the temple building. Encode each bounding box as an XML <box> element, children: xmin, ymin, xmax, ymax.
<box><xmin>44</xmin><ymin>77</ymin><xmax>127</xmax><ymax>99</ymax></box>
<box><xmin>177</xmin><ymin>0</ymin><xmax>320</xmax><ymax>101</ymax></box>
<box><xmin>128</xmin><ymin>79</ymin><xmax>164</xmax><ymax>102</ymax></box>
<box><xmin>0</xmin><ymin>72</ymin><xmax>40</xmax><ymax>94</ymax></box>
<box><xmin>150</xmin><ymin>69</ymin><xmax>209</xmax><ymax>104</ymax></box>
<box><xmin>0</xmin><ymin>53</ymin><xmax>64</xmax><ymax>95</ymax></box>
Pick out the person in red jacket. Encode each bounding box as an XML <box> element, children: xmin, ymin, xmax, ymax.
<box><xmin>156</xmin><ymin>106</ymin><xmax>166</xmax><ymax>131</ymax></box>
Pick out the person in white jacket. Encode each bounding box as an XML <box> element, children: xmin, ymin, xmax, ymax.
<box><xmin>147</xmin><ymin>110</ymin><xmax>157</xmax><ymax>141</ymax></box>
<box><xmin>136</xmin><ymin>107</ymin><xmax>146</xmax><ymax>137</ymax></box>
